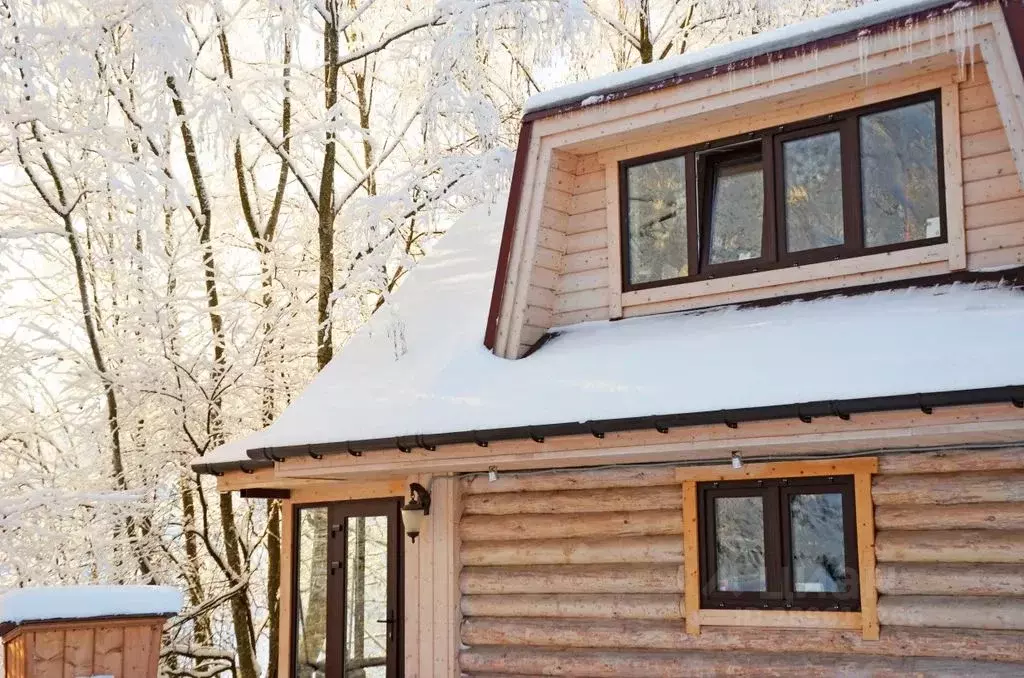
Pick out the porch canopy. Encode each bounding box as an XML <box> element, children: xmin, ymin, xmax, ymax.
<box><xmin>196</xmin><ymin>201</ymin><xmax>1024</xmax><ymax>474</ymax></box>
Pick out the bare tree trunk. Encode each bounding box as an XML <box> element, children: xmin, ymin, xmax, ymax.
<box><xmin>318</xmin><ymin>1</ymin><xmax>341</xmax><ymax>371</ymax></box>
<box><xmin>352</xmin><ymin>516</ymin><xmax>366</xmax><ymax>671</ymax></box>
<box><xmin>637</xmin><ymin>0</ymin><xmax>653</xmax><ymax>63</ymax></box>
<box><xmin>167</xmin><ymin>75</ymin><xmax>259</xmax><ymax>678</ymax></box>
<box><xmin>218</xmin><ymin>23</ymin><xmax>292</xmax><ymax>673</ymax></box>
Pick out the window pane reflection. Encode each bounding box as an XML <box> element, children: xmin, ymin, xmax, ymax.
<box><xmin>714</xmin><ymin>495</ymin><xmax>766</xmax><ymax>592</ymax></box>
<box><xmin>790</xmin><ymin>492</ymin><xmax>848</xmax><ymax>593</ymax></box>
<box><xmin>783</xmin><ymin>132</ymin><xmax>844</xmax><ymax>252</ymax></box>
<box><xmin>708</xmin><ymin>160</ymin><xmax>764</xmax><ymax>264</ymax></box>
<box><xmin>860</xmin><ymin>101</ymin><xmax>941</xmax><ymax>247</ymax></box>
<box><xmin>626</xmin><ymin>156</ymin><xmax>688</xmax><ymax>284</ymax></box>
<box><xmin>345</xmin><ymin>516</ymin><xmax>390</xmax><ymax>677</ymax></box>
<box><xmin>295</xmin><ymin>507</ymin><xmax>328</xmax><ymax>678</ymax></box>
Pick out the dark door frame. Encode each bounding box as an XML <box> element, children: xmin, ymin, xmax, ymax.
<box><xmin>290</xmin><ymin>496</ymin><xmax>404</xmax><ymax>678</ymax></box>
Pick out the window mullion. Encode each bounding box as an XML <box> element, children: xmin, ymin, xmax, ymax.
<box><xmin>762</xmin><ymin>135</ymin><xmax>778</xmax><ymax>265</ymax></box>
<box><xmin>763</xmin><ymin>485</ymin><xmax>784</xmax><ymax>605</ymax></box>
<box><xmin>327</xmin><ymin>506</ymin><xmax>347</xmax><ymax>678</ymax></box>
<box><xmin>840</xmin><ymin>115</ymin><xmax>863</xmax><ymax>254</ymax></box>
<box><xmin>685</xmin><ymin>153</ymin><xmax>699</xmax><ymax>278</ymax></box>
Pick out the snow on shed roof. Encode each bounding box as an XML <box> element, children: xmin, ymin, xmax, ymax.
<box><xmin>525</xmin><ymin>0</ymin><xmax>962</xmax><ymax>114</ymax></box>
<box><xmin>0</xmin><ymin>586</ymin><xmax>182</xmax><ymax>625</ymax></box>
<box><xmin>201</xmin><ymin>200</ymin><xmax>1024</xmax><ymax>469</ymax></box>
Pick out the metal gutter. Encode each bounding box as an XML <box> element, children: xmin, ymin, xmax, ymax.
<box><xmin>195</xmin><ymin>385</ymin><xmax>1024</xmax><ymax>475</ymax></box>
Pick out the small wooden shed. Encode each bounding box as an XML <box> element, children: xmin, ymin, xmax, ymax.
<box><xmin>0</xmin><ymin>586</ymin><xmax>181</xmax><ymax>678</ymax></box>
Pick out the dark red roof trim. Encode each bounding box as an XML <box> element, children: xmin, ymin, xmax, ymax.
<box><xmin>1002</xmin><ymin>0</ymin><xmax>1024</xmax><ymax>70</ymax></box>
<box><xmin>483</xmin><ymin>120</ymin><xmax>533</xmax><ymax>349</ymax></box>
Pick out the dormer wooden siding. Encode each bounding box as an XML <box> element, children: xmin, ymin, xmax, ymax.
<box><xmin>488</xmin><ymin>1</ymin><xmax>1024</xmax><ymax>359</ymax></box>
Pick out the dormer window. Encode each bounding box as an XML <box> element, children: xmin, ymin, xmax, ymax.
<box><xmin>620</xmin><ymin>91</ymin><xmax>945</xmax><ymax>290</ymax></box>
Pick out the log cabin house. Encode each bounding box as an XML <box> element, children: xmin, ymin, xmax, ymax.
<box><xmin>196</xmin><ymin>1</ymin><xmax>1024</xmax><ymax>675</ymax></box>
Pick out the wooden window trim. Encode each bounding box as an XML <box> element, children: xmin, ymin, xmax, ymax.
<box><xmin>620</xmin><ymin>90</ymin><xmax>947</xmax><ymax>293</ymax></box>
<box><xmin>676</xmin><ymin>457</ymin><xmax>879</xmax><ymax>639</ymax></box>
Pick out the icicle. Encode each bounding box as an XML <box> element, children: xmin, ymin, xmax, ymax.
<box><xmin>857</xmin><ymin>29</ymin><xmax>871</xmax><ymax>81</ymax></box>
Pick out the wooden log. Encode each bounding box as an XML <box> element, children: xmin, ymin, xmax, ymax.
<box><xmin>460</xmin><ymin>594</ymin><xmax>682</xmax><ymax>620</ymax></box>
<box><xmin>460</xmin><ymin>466</ymin><xmax>677</xmax><ymax>495</ymax></box>
<box><xmin>877</xmin><ymin>562</ymin><xmax>1024</xmax><ymax>596</ymax></box>
<box><xmin>872</xmin><ymin>471</ymin><xmax>1024</xmax><ymax>505</ymax></box>
<box><xmin>878</xmin><ymin>595</ymin><xmax>1024</xmax><ymax>630</ymax></box>
<box><xmin>458</xmin><ymin>646</ymin><xmax>1024</xmax><ymax>677</ymax></box>
<box><xmin>875</xmin><ymin>529</ymin><xmax>1024</xmax><ymax>563</ymax></box>
<box><xmin>459</xmin><ymin>535</ymin><xmax>681</xmax><ymax>567</ymax></box>
<box><xmin>460</xmin><ymin>617</ymin><xmax>1024</xmax><ymax>663</ymax></box>
<box><xmin>460</xmin><ymin>510</ymin><xmax>682</xmax><ymax>541</ymax></box>
<box><xmin>459</xmin><ymin>564</ymin><xmax>683</xmax><ymax>595</ymax></box>
<box><xmin>874</xmin><ymin>502</ymin><xmax>1024</xmax><ymax>531</ymax></box>
<box><xmin>461</xmin><ymin>535</ymin><xmax>683</xmax><ymax>566</ymax></box>
<box><xmin>878</xmin><ymin>448</ymin><xmax>1024</xmax><ymax>474</ymax></box>
<box><xmin>462</xmin><ymin>486</ymin><xmax>682</xmax><ymax>515</ymax></box>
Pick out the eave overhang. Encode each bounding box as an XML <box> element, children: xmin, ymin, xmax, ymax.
<box><xmin>195</xmin><ymin>384</ymin><xmax>1024</xmax><ymax>476</ymax></box>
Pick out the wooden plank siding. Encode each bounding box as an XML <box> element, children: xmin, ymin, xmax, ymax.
<box><xmin>519</xmin><ymin>150</ymin><xmax>573</xmax><ymax>354</ymax></box>
<box><xmin>509</xmin><ymin>65</ymin><xmax>1024</xmax><ymax>356</ymax></box>
<box><xmin>457</xmin><ymin>448</ymin><xmax>1024</xmax><ymax>675</ymax></box>
<box><xmin>1</xmin><ymin>618</ymin><xmax>164</xmax><ymax>678</ymax></box>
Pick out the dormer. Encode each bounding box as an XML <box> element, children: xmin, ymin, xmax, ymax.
<box><xmin>486</xmin><ymin>0</ymin><xmax>1024</xmax><ymax>358</ymax></box>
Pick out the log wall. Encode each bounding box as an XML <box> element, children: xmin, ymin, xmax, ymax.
<box><xmin>458</xmin><ymin>449</ymin><xmax>1024</xmax><ymax>676</ymax></box>
<box><xmin>512</xmin><ymin>66</ymin><xmax>1024</xmax><ymax>355</ymax></box>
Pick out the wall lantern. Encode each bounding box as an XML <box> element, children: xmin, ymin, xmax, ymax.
<box><xmin>401</xmin><ymin>482</ymin><xmax>431</xmax><ymax>542</ymax></box>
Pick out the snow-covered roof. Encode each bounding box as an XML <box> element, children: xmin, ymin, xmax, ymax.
<box><xmin>0</xmin><ymin>586</ymin><xmax>182</xmax><ymax>625</ymax></box>
<box><xmin>525</xmin><ymin>0</ymin><xmax>961</xmax><ymax>114</ymax></box>
<box><xmin>200</xmin><ymin>200</ymin><xmax>1024</xmax><ymax>470</ymax></box>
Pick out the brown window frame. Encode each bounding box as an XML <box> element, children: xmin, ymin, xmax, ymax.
<box><xmin>619</xmin><ymin>90</ymin><xmax>947</xmax><ymax>292</ymax></box>
<box><xmin>697</xmin><ymin>475</ymin><xmax>859</xmax><ymax>612</ymax></box>
<box><xmin>290</xmin><ymin>498</ymin><xmax>405</xmax><ymax>678</ymax></box>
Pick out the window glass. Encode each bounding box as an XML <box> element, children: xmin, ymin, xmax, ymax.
<box><xmin>714</xmin><ymin>495</ymin><xmax>766</xmax><ymax>592</ymax></box>
<box><xmin>625</xmin><ymin>156</ymin><xmax>688</xmax><ymax>284</ymax></box>
<box><xmin>790</xmin><ymin>492</ymin><xmax>849</xmax><ymax>594</ymax></box>
<box><xmin>860</xmin><ymin>101</ymin><xmax>941</xmax><ymax>247</ymax></box>
<box><xmin>783</xmin><ymin>131</ymin><xmax>844</xmax><ymax>252</ymax></box>
<box><xmin>295</xmin><ymin>507</ymin><xmax>329</xmax><ymax>678</ymax></box>
<box><xmin>345</xmin><ymin>516</ymin><xmax>390</xmax><ymax>677</ymax></box>
<box><xmin>708</xmin><ymin>159</ymin><xmax>764</xmax><ymax>264</ymax></box>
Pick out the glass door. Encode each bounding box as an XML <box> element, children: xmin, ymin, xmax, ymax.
<box><xmin>293</xmin><ymin>498</ymin><xmax>402</xmax><ymax>678</ymax></box>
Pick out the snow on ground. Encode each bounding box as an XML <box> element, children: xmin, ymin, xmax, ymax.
<box><xmin>525</xmin><ymin>0</ymin><xmax>962</xmax><ymax>113</ymax></box>
<box><xmin>0</xmin><ymin>585</ymin><xmax>182</xmax><ymax>624</ymax></box>
<box><xmin>202</xmin><ymin>200</ymin><xmax>1024</xmax><ymax>467</ymax></box>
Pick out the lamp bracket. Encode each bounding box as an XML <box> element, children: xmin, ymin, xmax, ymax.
<box><xmin>408</xmin><ymin>482</ymin><xmax>431</xmax><ymax>516</ymax></box>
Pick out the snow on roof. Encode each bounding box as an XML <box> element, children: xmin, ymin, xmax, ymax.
<box><xmin>525</xmin><ymin>0</ymin><xmax>960</xmax><ymax>113</ymax></box>
<box><xmin>201</xmin><ymin>199</ymin><xmax>1024</xmax><ymax>468</ymax></box>
<box><xmin>0</xmin><ymin>586</ymin><xmax>183</xmax><ymax>625</ymax></box>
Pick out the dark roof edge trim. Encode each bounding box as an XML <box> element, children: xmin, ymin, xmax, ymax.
<box><xmin>523</xmin><ymin>0</ymin><xmax>972</xmax><ymax>121</ymax></box>
<box><xmin>195</xmin><ymin>385</ymin><xmax>1024</xmax><ymax>475</ymax></box>
<box><xmin>654</xmin><ymin>266</ymin><xmax>1024</xmax><ymax>316</ymax></box>
<box><xmin>483</xmin><ymin>120</ymin><xmax>533</xmax><ymax>350</ymax></box>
